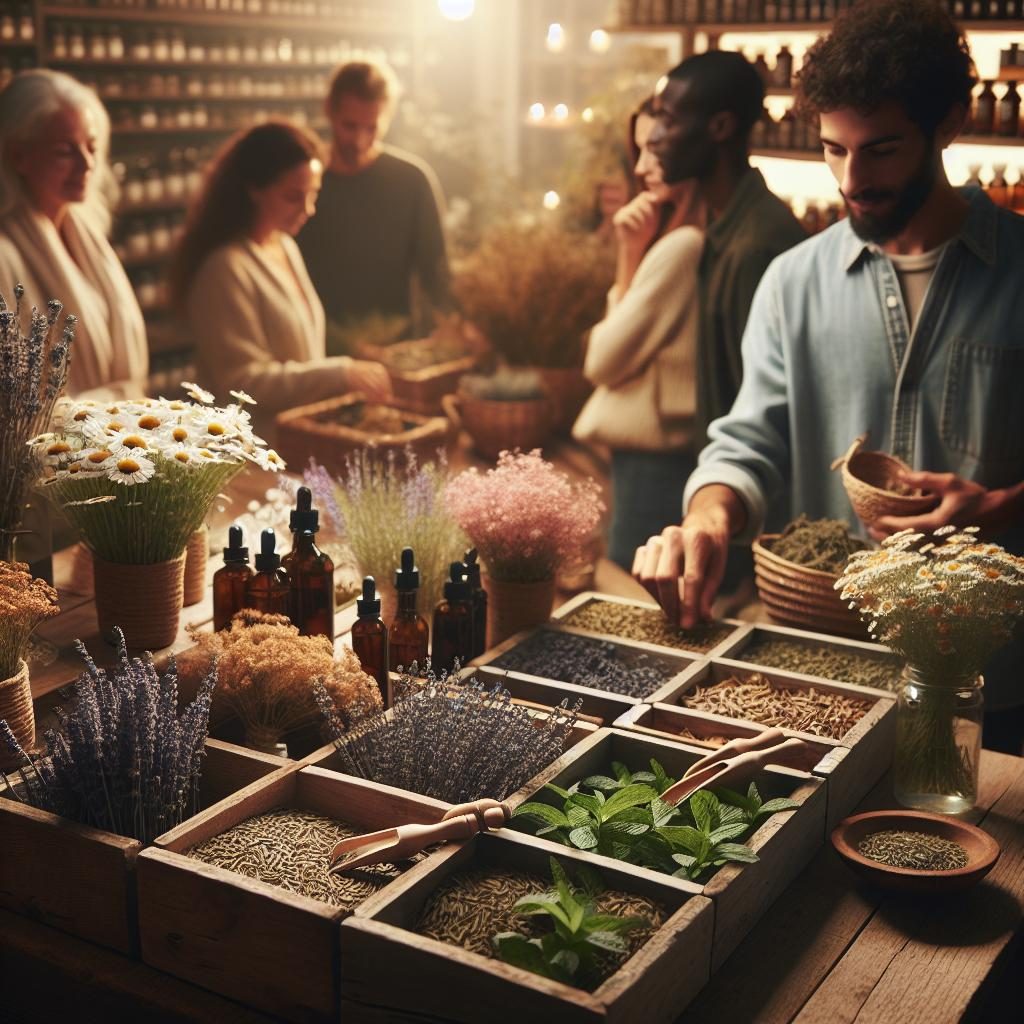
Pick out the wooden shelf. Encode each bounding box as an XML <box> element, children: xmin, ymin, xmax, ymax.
<box><xmin>120</xmin><ymin>250</ymin><xmax>172</xmax><ymax>270</ymax></box>
<box><xmin>103</xmin><ymin>92</ymin><xmax>322</xmax><ymax>103</ymax></box>
<box><xmin>609</xmin><ymin>19</ymin><xmax>1024</xmax><ymax>34</ymax></box>
<box><xmin>956</xmin><ymin>133</ymin><xmax>1024</xmax><ymax>145</ymax></box>
<box><xmin>48</xmin><ymin>57</ymin><xmax>341</xmax><ymax>71</ymax></box>
<box><xmin>39</xmin><ymin>5</ymin><xmax>407</xmax><ymax>34</ymax></box>
<box><xmin>112</xmin><ymin>119</ymin><xmax>326</xmax><ymax>135</ymax></box>
<box><xmin>752</xmin><ymin>146</ymin><xmax>820</xmax><ymax>161</ymax></box>
<box><xmin>118</xmin><ymin>197</ymin><xmax>191</xmax><ymax>216</ymax></box>
<box><xmin>0</xmin><ymin>37</ymin><xmax>37</xmax><ymax>49</ymax></box>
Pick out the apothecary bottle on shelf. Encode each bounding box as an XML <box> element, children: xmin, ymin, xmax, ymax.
<box><xmin>894</xmin><ymin>665</ymin><xmax>983</xmax><ymax>816</ymax></box>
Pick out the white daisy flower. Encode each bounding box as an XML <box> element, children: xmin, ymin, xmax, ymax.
<box><xmin>42</xmin><ymin>436</ymin><xmax>83</xmax><ymax>466</ymax></box>
<box><xmin>79</xmin><ymin>446</ymin><xmax>119</xmax><ymax>471</ymax></box>
<box><xmin>182</xmin><ymin>381</ymin><xmax>215</xmax><ymax>405</ymax></box>
<box><xmin>252</xmin><ymin>448</ymin><xmax>287</xmax><ymax>471</ymax></box>
<box><xmin>230</xmin><ymin>389</ymin><xmax>257</xmax><ymax>406</ymax></box>
<box><xmin>108</xmin><ymin>454</ymin><xmax>157</xmax><ymax>486</ymax></box>
<box><xmin>166</xmin><ymin>444</ymin><xmax>206</xmax><ymax>468</ymax></box>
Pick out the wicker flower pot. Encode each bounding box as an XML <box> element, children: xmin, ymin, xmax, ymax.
<box><xmin>183</xmin><ymin>524</ymin><xmax>209</xmax><ymax>607</ymax></box>
<box><xmin>832</xmin><ymin>434</ymin><xmax>936</xmax><ymax>525</ymax></box>
<box><xmin>0</xmin><ymin>659</ymin><xmax>34</xmax><ymax>769</ymax></box>
<box><xmin>442</xmin><ymin>392</ymin><xmax>554</xmax><ymax>460</ymax></box>
<box><xmin>483</xmin><ymin>575</ymin><xmax>556</xmax><ymax>649</ymax></box>
<box><xmin>93</xmin><ymin>551</ymin><xmax>187</xmax><ymax>651</ymax></box>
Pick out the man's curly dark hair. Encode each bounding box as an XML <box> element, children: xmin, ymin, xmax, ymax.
<box><xmin>796</xmin><ymin>0</ymin><xmax>977</xmax><ymax>135</ymax></box>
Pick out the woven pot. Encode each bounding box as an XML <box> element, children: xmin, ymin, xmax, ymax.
<box><xmin>535</xmin><ymin>366</ymin><xmax>592</xmax><ymax>435</ymax></box>
<box><xmin>0</xmin><ymin>659</ymin><xmax>34</xmax><ymax>769</ymax></box>
<box><xmin>93</xmin><ymin>551</ymin><xmax>187</xmax><ymax>651</ymax></box>
<box><xmin>443</xmin><ymin>392</ymin><xmax>554</xmax><ymax>460</ymax></box>
<box><xmin>832</xmin><ymin>434</ymin><xmax>936</xmax><ymax>525</ymax></box>
<box><xmin>183</xmin><ymin>524</ymin><xmax>210</xmax><ymax>607</ymax></box>
<box><xmin>483</xmin><ymin>575</ymin><xmax>556</xmax><ymax>649</ymax></box>
<box><xmin>752</xmin><ymin>535</ymin><xmax>866</xmax><ymax>638</ymax></box>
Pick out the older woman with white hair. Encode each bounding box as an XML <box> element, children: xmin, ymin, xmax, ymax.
<box><xmin>0</xmin><ymin>69</ymin><xmax>147</xmax><ymax>397</ymax></box>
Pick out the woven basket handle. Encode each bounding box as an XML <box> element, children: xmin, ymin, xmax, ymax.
<box><xmin>830</xmin><ymin>432</ymin><xmax>869</xmax><ymax>472</ymax></box>
<box><xmin>441</xmin><ymin>392</ymin><xmax>463</xmax><ymax>430</ymax></box>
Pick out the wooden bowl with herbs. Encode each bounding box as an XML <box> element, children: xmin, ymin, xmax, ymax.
<box><xmin>831</xmin><ymin>810</ymin><xmax>999</xmax><ymax>893</ymax></box>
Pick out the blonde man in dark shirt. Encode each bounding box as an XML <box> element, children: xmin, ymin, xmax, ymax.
<box><xmin>296</xmin><ymin>60</ymin><xmax>452</xmax><ymax>340</ymax></box>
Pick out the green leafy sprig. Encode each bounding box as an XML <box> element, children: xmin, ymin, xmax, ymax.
<box><xmin>512</xmin><ymin>759</ymin><xmax>799</xmax><ymax>882</ymax></box>
<box><xmin>493</xmin><ymin>857</ymin><xmax>650</xmax><ymax>989</ymax></box>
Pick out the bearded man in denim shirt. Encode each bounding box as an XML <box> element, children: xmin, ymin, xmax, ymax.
<box><xmin>634</xmin><ymin>0</ymin><xmax>1024</xmax><ymax>750</ymax></box>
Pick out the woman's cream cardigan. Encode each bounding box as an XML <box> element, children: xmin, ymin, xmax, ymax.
<box><xmin>573</xmin><ymin>225</ymin><xmax>702</xmax><ymax>453</ymax></box>
<box><xmin>186</xmin><ymin>234</ymin><xmax>352</xmax><ymax>426</ymax></box>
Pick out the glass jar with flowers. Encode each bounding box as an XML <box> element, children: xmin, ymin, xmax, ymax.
<box><xmin>30</xmin><ymin>384</ymin><xmax>282</xmax><ymax>651</ymax></box>
<box><xmin>445</xmin><ymin>449</ymin><xmax>605</xmax><ymax>647</ymax></box>
<box><xmin>837</xmin><ymin>527</ymin><xmax>1024</xmax><ymax>814</ymax></box>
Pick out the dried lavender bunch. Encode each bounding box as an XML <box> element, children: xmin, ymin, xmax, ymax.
<box><xmin>314</xmin><ymin>665</ymin><xmax>579</xmax><ymax>803</ymax></box>
<box><xmin>0</xmin><ymin>629</ymin><xmax>216</xmax><ymax>844</ymax></box>
<box><xmin>0</xmin><ymin>286</ymin><xmax>75</xmax><ymax>560</ymax></box>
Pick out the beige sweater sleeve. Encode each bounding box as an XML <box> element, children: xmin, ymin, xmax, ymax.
<box><xmin>584</xmin><ymin>226</ymin><xmax>703</xmax><ymax>389</ymax></box>
<box><xmin>187</xmin><ymin>246</ymin><xmax>352</xmax><ymax>414</ymax></box>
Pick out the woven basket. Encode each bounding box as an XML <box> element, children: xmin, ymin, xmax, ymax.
<box><xmin>275</xmin><ymin>392</ymin><xmax>456</xmax><ymax>475</ymax></box>
<box><xmin>752</xmin><ymin>534</ymin><xmax>866</xmax><ymax>638</ymax></box>
<box><xmin>832</xmin><ymin>434</ymin><xmax>935</xmax><ymax>525</ymax></box>
<box><xmin>183</xmin><ymin>524</ymin><xmax>209</xmax><ymax>607</ymax></box>
<box><xmin>443</xmin><ymin>391</ymin><xmax>555</xmax><ymax>460</ymax></box>
<box><xmin>0</xmin><ymin>660</ymin><xmax>34</xmax><ymax>768</ymax></box>
<box><xmin>93</xmin><ymin>551</ymin><xmax>187</xmax><ymax>651</ymax></box>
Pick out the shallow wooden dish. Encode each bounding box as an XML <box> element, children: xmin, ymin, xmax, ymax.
<box><xmin>831</xmin><ymin>809</ymin><xmax>999</xmax><ymax>892</ymax></box>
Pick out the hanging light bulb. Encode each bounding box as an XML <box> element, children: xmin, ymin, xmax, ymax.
<box><xmin>437</xmin><ymin>0</ymin><xmax>474</xmax><ymax>21</ymax></box>
<box><xmin>528</xmin><ymin>102</ymin><xmax>545</xmax><ymax>122</ymax></box>
<box><xmin>546</xmin><ymin>23</ymin><xmax>566</xmax><ymax>53</ymax></box>
<box><xmin>543</xmin><ymin>190</ymin><xmax>560</xmax><ymax>210</ymax></box>
<box><xmin>553</xmin><ymin>103</ymin><xmax>569</xmax><ymax>121</ymax></box>
<box><xmin>589</xmin><ymin>29</ymin><xmax>611</xmax><ymax>54</ymax></box>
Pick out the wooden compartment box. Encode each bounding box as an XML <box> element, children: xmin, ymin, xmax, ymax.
<box><xmin>472</xmin><ymin>626</ymin><xmax>702</xmax><ymax>719</ymax></box>
<box><xmin>0</xmin><ymin>738</ymin><xmax>289</xmax><ymax>956</ymax></box>
<box><xmin>655</xmin><ymin>659</ymin><xmax>896</xmax><ymax>830</ymax></box>
<box><xmin>508</xmin><ymin>727</ymin><xmax>826</xmax><ymax>971</ymax></box>
<box><xmin>340</xmin><ymin>829</ymin><xmax>714</xmax><ymax>1024</ymax></box>
<box><xmin>712</xmin><ymin>621</ymin><xmax>904</xmax><ymax>697</ymax></box>
<box><xmin>613</xmin><ymin>703</ymin><xmax>858</xmax><ymax>832</ymax></box>
<box><xmin>301</xmin><ymin>699</ymin><xmax>601</xmax><ymax>811</ymax></box>
<box><xmin>551</xmin><ymin>591</ymin><xmax>743</xmax><ymax>659</ymax></box>
<box><xmin>137</xmin><ymin>765</ymin><xmax>451</xmax><ymax>1023</ymax></box>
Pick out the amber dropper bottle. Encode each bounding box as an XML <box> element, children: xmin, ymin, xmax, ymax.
<box><xmin>352</xmin><ymin>575</ymin><xmax>389</xmax><ymax>704</ymax></box>
<box><xmin>213</xmin><ymin>524</ymin><xmax>253</xmax><ymax>630</ymax></box>
<box><xmin>282</xmin><ymin>485</ymin><xmax>335</xmax><ymax>640</ymax></box>
<box><xmin>463</xmin><ymin>548</ymin><xmax>488</xmax><ymax>659</ymax></box>
<box><xmin>245</xmin><ymin>528</ymin><xmax>289</xmax><ymax>615</ymax></box>
<box><xmin>431</xmin><ymin>562</ymin><xmax>474</xmax><ymax>675</ymax></box>
<box><xmin>389</xmin><ymin>546</ymin><xmax>429</xmax><ymax>679</ymax></box>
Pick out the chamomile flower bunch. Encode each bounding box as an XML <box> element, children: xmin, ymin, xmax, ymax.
<box><xmin>30</xmin><ymin>385</ymin><xmax>284</xmax><ymax>565</ymax></box>
<box><xmin>836</xmin><ymin>527</ymin><xmax>1024</xmax><ymax>681</ymax></box>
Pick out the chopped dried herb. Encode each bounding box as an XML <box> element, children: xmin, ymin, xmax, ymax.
<box><xmin>741</xmin><ymin>636</ymin><xmax>902</xmax><ymax>692</ymax></box>
<box><xmin>857</xmin><ymin>829</ymin><xmax>968</xmax><ymax>871</ymax></box>
<box><xmin>562</xmin><ymin>601</ymin><xmax>734</xmax><ymax>654</ymax></box>
<box><xmin>771</xmin><ymin>515</ymin><xmax>865</xmax><ymax>573</ymax></box>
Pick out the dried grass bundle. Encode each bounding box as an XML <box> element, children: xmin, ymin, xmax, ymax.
<box><xmin>0</xmin><ymin>561</ymin><xmax>60</xmax><ymax>678</ymax></box>
<box><xmin>190</xmin><ymin>611</ymin><xmax>381</xmax><ymax>752</ymax></box>
<box><xmin>453</xmin><ymin>222</ymin><xmax>613</xmax><ymax>368</ymax></box>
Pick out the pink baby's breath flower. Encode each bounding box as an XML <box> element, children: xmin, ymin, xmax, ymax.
<box><xmin>446</xmin><ymin>449</ymin><xmax>604</xmax><ymax>583</ymax></box>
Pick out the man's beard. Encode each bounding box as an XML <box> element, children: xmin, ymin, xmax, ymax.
<box><xmin>843</xmin><ymin>152</ymin><xmax>937</xmax><ymax>244</ymax></box>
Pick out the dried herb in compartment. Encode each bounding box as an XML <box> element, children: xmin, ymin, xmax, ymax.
<box><xmin>562</xmin><ymin>600</ymin><xmax>734</xmax><ymax>654</ymax></box>
<box><xmin>741</xmin><ymin>636</ymin><xmax>902</xmax><ymax>692</ymax></box>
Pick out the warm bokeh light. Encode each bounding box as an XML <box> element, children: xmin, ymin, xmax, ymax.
<box><xmin>581</xmin><ymin>106</ymin><xmax>595</xmax><ymax>123</ymax></box>
<box><xmin>543</xmin><ymin>190</ymin><xmax>560</xmax><ymax>210</ymax></box>
<box><xmin>546</xmin><ymin>23</ymin><xmax>566</xmax><ymax>53</ymax></box>
<box><xmin>528</xmin><ymin>102</ymin><xmax>545</xmax><ymax>121</ymax></box>
<box><xmin>553</xmin><ymin>103</ymin><xmax>569</xmax><ymax>121</ymax></box>
<box><xmin>589</xmin><ymin>29</ymin><xmax>611</xmax><ymax>54</ymax></box>
<box><xmin>437</xmin><ymin>0</ymin><xmax>474</xmax><ymax>21</ymax></box>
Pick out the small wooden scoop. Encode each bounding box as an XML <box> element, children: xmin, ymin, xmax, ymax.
<box><xmin>329</xmin><ymin>799</ymin><xmax>511</xmax><ymax>873</ymax></box>
<box><xmin>660</xmin><ymin>728</ymin><xmax>808</xmax><ymax>807</ymax></box>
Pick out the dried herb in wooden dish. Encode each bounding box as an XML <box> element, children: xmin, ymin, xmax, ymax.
<box><xmin>683</xmin><ymin>673</ymin><xmax>871</xmax><ymax>740</ymax></box>
<box><xmin>187</xmin><ymin>807</ymin><xmax>412</xmax><ymax>910</ymax></box>
<box><xmin>857</xmin><ymin>830</ymin><xmax>968</xmax><ymax>871</ymax></box>
<box><xmin>562</xmin><ymin>601</ymin><xmax>734</xmax><ymax>654</ymax></box>
<box><xmin>740</xmin><ymin>636</ymin><xmax>902</xmax><ymax>692</ymax></box>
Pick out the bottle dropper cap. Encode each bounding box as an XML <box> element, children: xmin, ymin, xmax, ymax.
<box><xmin>357</xmin><ymin>575</ymin><xmax>381</xmax><ymax>617</ymax></box>
<box><xmin>463</xmin><ymin>548</ymin><xmax>481</xmax><ymax>588</ymax></box>
<box><xmin>254</xmin><ymin>528</ymin><xmax>281</xmax><ymax>572</ymax></box>
<box><xmin>443</xmin><ymin>561</ymin><xmax>470</xmax><ymax>602</ymax></box>
<box><xmin>223</xmin><ymin>524</ymin><xmax>249</xmax><ymax>564</ymax></box>
<box><xmin>395</xmin><ymin>546</ymin><xmax>420</xmax><ymax>590</ymax></box>
<box><xmin>289</xmin><ymin>485</ymin><xmax>319</xmax><ymax>534</ymax></box>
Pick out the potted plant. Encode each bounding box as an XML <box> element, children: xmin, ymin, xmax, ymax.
<box><xmin>30</xmin><ymin>384</ymin><xmax>280</xmax><ymax>650</ymax></box>
<box><xmin>452</xmin><ymin>223</ymin><xmax>613</xmax><ymax>432</ymax></box>
<box><xmin>446</xmin><ymin>450</ymin><xmax>604</xmax><ymax>645</ymax></box>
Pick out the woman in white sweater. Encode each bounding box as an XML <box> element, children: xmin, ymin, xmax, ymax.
<box><xmin>574</xmin><ymin>97</ymin><xmax>706</xmax><ymax>569</ymax></box>
<box><xmin>171</xmin><ymin>120</ymin><xmax>389</xmax><ymax>435</ymax></box>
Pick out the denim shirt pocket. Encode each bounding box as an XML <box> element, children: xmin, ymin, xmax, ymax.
<box><xmin>941</xmin><ymin>339</ymin><xmax>1024</xmax><ymax>482</ymax></box>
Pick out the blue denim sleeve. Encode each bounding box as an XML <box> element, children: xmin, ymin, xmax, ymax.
<box><xmin>683</xmin><ymin>258</ymin><xmax>792</xmax><ymax>541</ymax></box>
